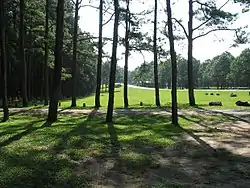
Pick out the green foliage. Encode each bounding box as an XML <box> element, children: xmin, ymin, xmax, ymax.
<box><xmin>210</xmin><ymin>52</ymin><xmax>235</xmax><ymax>88</ymax></box>
<box><xmin>228</xmin><ymin>48</ymin><xmax>250</xmax><ymax>87</ymax></box>
<box><xmin>234</xmin><ymin>0</ymin><xmax>250</xmax><ymax>12</ymax></box>
<box><xmin>5</xmin><ymin>0</ymin><xmax>97</xmax><ymax>100</ymax></box>
<box><xmin>131</xmin><ymin>56</ymin><xmax>200</xmax><ymax>89</ymax></box>
<box><xmin>194</xmin><ymin>0</ymin><xmax>237</xmax><ymax>29</ymax></box>
<box><xmin>132</xmin><ymin>49</ymin><xmax>249</xmax><ymax>90</ymax></box>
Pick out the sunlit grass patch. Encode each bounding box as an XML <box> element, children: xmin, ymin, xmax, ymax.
<box><xmin>59</xmin><ymin>87</ymin><xmax>250</xmax><ymax>110</ymax></box>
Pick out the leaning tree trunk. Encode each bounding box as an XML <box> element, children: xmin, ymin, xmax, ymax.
<box><xmin>154</xmin><ymin>0</ymin><xmax>160</xmax><ymax>107</ymax></box>
<box><xmin>20</xmin><ymin>0</ymin><xmax>28</xmax><ymax>107</ymax></box>
<box><xmin>47</xmin><ymin>0</ymin><xmax>65</xmax><ymax>123</ymax></box>
<box><xmin>106</xmin><ymin>0</ymin><xmax>120</xmax><ymax>123</ymax></box>
<box><xmin>166</xmin><ymin>0</ymin><xmax>178</xmax><ymax>126</ymax></box>
<box><xmin>44</xmin><ymin>0</ymin><xmax>49</xmax><ymax>106</ymax></box>
<box><xmin>123</xmin><ymin>0</ymin><xmax>130</xmax><ymax>108</ymax></box>
<box><xmin>187</xmin><ymin>0</ymin><xmax>195</xmax><ymax>106</ymax></box>
<box><xmin>95</xmin><ymin>0</ymin><xmax>103</xmax><ymax>108</ymax></box>
<box><xmin>71</xmin><ymin>0</ymin><xmax>80</xmax><ymax>107</ymax></box>
<box><xmin>0</xmin><ymin>0</ymin><xmax>9</xmax><ymax>122</ymax></box>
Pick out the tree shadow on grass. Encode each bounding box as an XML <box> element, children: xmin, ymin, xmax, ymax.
<box><xmin>0</xmin><ymin>119</ymin><xmax>45</xmax><ymax>148</ymax></box>
<box><xmin>100</xmin><ymin>114</ymin><xmax>250</xmax><ymax>187</ymax></box>
<box><xmin>0</xmin><ymin>113</ymin><xmax>250</xmax><ymax>187</ymax></box>
<box><xmin>195</xmin><ymin>106</ymin><xmax>250</xmax><ymax>124</ymax></box>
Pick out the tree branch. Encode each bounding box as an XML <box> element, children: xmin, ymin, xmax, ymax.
<box><xmin>102</xmin><ymin>12</ymin><xmax>115</xmax><ymax>26</ymax></box>
<box><xmin>192</xmin><ymin>0</ymin><xmax>230</xmax><ymax>32</ymax></box>
<box><xmin>79</xmin><ymin>4</ymin><xmax>99</xmax><ymax>9</ymax></box>
<box><xmin>193</xmin><ymin>28</ymin><xmax>236</xmax><ymax>40</ymax></box>
<box><xmin>78</xmin><ymin>36</ymin><xmax>113</xmax><ymax>42</ymax></box>
<box><xmin>172</xmin><ymin>18</ymin><xmax>188</xmax><ymax>38</ymax></box>
<box><xmin>192</xmin><ymin>0</ymin><xmax>214</xmax><ymax>8</ymax></box>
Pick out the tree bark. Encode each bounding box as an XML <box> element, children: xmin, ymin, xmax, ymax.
<box><xmin>0</xmin><ymin>0</ymin><xmax>9</xmax><ymax>122</ymax></box>
<box><xmin>71</xmin><ymin>0</ymin><xmax>80</xmax><ymax>107</ymax></box>
<box><xmin>20</xmin><ymin>0</ymin><xmax>28</xmax><ymax>107</ymax></box>
<box><xmin>187</xmin><ymin>0</ymin><xmax>196</xmax><ymax>106</ymax></box>
<box><xmin>154</xmin><ymin>0</ymin><xmax>160</xmax><ymax>107</ymax></box>
<box><xmin>166</xmin><ymin>0</ymin><xmax>178</xmax><ymax>126</ymax></box>
<box><xmin>95</xmin><ymin>0</ymin><xmax>103</xmax><ymax>108</ymax></box>
<box><xmin>47</xmin><ymin>0</ymin><xmax>65</xmax><ymax>123</ymax></box>
<box><xmin>123</xmin><ymin>0</ymin><xmax>130</xmax><ymax>108</ymax></box>
<box><xmin>28</xmin><ymin>52</ymin><xmax>32</xmax><ymax>100</ymax></box>
<box><xmin>44</xmin><ymin>0</ymin><xmax>49</xmax><ymax>106</ymax></box>
<box><xmin>106</xmin><ymin>0</ymin><xmax>120</xmax><ymax>123</ymax></box>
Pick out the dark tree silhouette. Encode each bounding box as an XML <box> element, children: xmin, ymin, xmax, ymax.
<box><xmin>153</xmin><ymin>0</ymin><xmax>160</xmax><ymax>107</ymax></box>
<box><xmin>0</xmin><ymin>0</ymin><xmax>9</xmax><ymax>121</ymax></box>
<box><xmin>95</xmin><ymin>0</ymin><xmax>103</xmax><ymax>108</ymax></box>
<box><xmin>187</xmin><ymin>0</ymin><xmax>195</xmax><ymax>106</ymax></box>
<box><xmin>47</xmin><ymin>0</ymin><xmax>65</xmax><ymax>123</ymax></box>
<box><xmin>106</xmin><ymin>0</ymin><xmax>120</xmax><ymax>123</ymax></box>
<box><xmin>166</xmin><ymin>0</ymin><xmax>178</xmax><ymax>125</ymax></box>
<box><xmin>20</xmin><ymin>0</ymin><xmax>28</xmax><ymax>107</ymax></box>
<box><xmin>44</xmin><ymin>0</ymin><xmax>49</xmax><ymax>106</ymax></box>
<box><xmin>71</xmin><ymin>0</ymin><xmax>81</xmax><ymax>107</ymax></box>
<box><xmin>123</xmin><ymin>0</ymin><xmax>130</xmax><ymax>108</ymax></box>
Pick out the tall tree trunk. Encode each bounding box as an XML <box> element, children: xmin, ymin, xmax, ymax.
<box><xmin>47</xmin><ymin>0</ymin><xmax>65</xmax><ymax>123</ymax></box>
<box><xmin>28</xmin><ymin>52</ymin><xmax>32</xmax><ymax>100</ymax></box>
<box><xmin>154</xmin><ymin>0</ymin><xmax>160</xmax><ymax>107</ymax></box>
<box><xmin>123</xmin><ymin>0</ymin><xmax>129</xmax><ymax>108</ymax></box>
<box><xmin>166</xmin><ymin>0</ymin><xmax>178</xmax><ymax>126</ymax></box>
<box><xmin>187</xmin><ymin>0</ymin><xmax>195</xmax><ymax>106</ymax></box>
<box><xmin>71</xmin><ymin>0</ymin><xmax>80</xmax><ymax>107</ymax></box>
<box><xmin>95</xmin><ymin>0</ymin><xmax>103</xmax><ymax>108</ymax></box>
<box><xmin>20</xmin><ymin>0</ymin><xmax>28</xmax><ymax>107</ymax></box>
<box><xmin>0</xmin><ymin>0</ymin><xmax>9</xmax><ymax>122</ymax></box>
<box><xmin>44</xmin><ymin>0</ymin><xmax>49</xmax><ymax>106</ymax></box>
<box><xmin>106</xmin><ymin>0</ymin><xmax>120</xmax><ymax>123</ymax></box>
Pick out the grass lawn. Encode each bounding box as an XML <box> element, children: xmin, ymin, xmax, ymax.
<box><xmin>0</xmin><ymin>112</ymin><xmax>249</xmax><ymax>187</ymax></box>
<box><xmin>60</xmin><ymin>87</ymin><xmax>250</xmax><ymax>110</ymax></box>
<box><xmin>0</xmin><ymin>113</ymin><xmax>185</xmax><ymax>187</ymax></box>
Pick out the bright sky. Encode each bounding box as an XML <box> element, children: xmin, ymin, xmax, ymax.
<box><xmin>78</xmin><ymin>0</ymin><xmax>250</xmax><ymax>71</ymax></box>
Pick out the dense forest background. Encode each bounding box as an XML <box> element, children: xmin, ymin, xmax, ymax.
<box><xmin>1</xmin><ymin>0</ymin><xmax>97</xmax><ymax>103</ymax></box>
<box><xmin>128</xmin><ymin>50</ymin><xmax>250</xmax><ymax>89</ymax></box>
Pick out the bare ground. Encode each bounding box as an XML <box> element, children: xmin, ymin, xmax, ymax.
<box><xmin>78</xmin><ymin>119</ymin><xmax>250</xmax><ymax>187</ymax></box>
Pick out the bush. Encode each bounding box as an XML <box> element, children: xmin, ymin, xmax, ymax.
<box><xmin>115</xmin><ymin>83</ymin><xmax>122</xmax><ymax>88</ymax></box>
<box><xmin>209</xmin><ymin>101</ymin><xmax>222</xmax><ymax>106</ymax></box>
<box><xmin>230</xmin><ymin>93</ymin><xmax>237</xmax><ymax>97</ymax></box>
<box><xmin>236</xmin><ymin>100</ymin><xmax>250</xmax><ymax>106</ymax></box>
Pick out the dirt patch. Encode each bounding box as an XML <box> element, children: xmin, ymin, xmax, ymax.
<box><xmin>70</xmin><ymin>117</ymin><xmax>250</xmax><ymax>187</ymax></box>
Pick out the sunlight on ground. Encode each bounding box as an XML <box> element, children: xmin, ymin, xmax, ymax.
<box><xmin>0</xmin><ymin>112</ymin><xmax>249</xmax><ymax>187</ymax></box>
<box><xmin>60</xmin><ymin>87</ymin><xmax>250</xmax><ymax>110</ymax></box>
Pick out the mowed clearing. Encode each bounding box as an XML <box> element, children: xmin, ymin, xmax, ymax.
<box><xmin>0</xmin><ymin>110</ymin><xmax>249</xmax><ymax>187</ymax></box>
<box><xmin>60</xmin><ymin>87</ymin><xmax>250</xmax><ymax>110</ymax></box>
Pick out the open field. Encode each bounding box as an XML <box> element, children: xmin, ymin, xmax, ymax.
<box><xmin>60</xmin><ymin>87</ymin><xmax>250</xmax><ymax>110</ymax></box>
<box><xmin>0</xmin><ymin>111</ymin><xmax>249</xmax><ymax>187</ymax></box>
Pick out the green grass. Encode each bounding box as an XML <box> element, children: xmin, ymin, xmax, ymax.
<box><xmin>0</xmin><ymin>112</ymin><xmax>247</xmax><ymax>187</ymax></box>
<box><xmin>60</xmin><ymin>87</ymin><xmax>250</xmax><ymax>110</ymax></box>
<box><xmin>0</xmin><ymin>113</ymin><xmax>188</xmax><ymax>187</ymax></box>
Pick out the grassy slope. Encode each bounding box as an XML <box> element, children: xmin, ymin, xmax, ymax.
<box><xmin>0</xmin><ymin>114</ymin><xmax>187</xmax><ymax>187</ymax></box>
<box><xmin>61</xmin><ymin>87</ymin><xmax>250</xmax><ymax>109</ymax></box>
